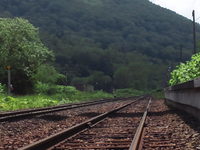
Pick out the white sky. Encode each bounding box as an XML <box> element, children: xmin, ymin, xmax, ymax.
<box><xmin>149</xmin><ymin>0</ymin><xmax>200</xmax><ymax>23</ymax></box>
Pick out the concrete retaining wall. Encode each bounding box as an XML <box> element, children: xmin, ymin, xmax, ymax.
<box><xmin>164</xmin><ymin>77</ymin><xmax>200</xmax><ymax>121</ymax></box>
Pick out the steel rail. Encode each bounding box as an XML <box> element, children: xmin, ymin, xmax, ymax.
<box><xmin>0</xmin><ymin>96</ymin><xmax>133</xmax><ymax>117</ymax></box>
<box><xmin>19</xmin><ymin>96</ymin><xmax>145</xmax><ymax>150</ymax></box>
<box><xmin>0</xmin><ymin>98</ymin><xmax>116</xmax><ymax>116</ymax></box>
<box><xmin>0</xmin><ymin>97</ymin><xmax>135</xmax><ymax>122</ymax></box>
<box><xmin>129</xmin><ymin>98</ymin><xmax>151</xmax><ymax>150</ymax></box>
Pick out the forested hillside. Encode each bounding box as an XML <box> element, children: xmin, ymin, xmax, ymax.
<box><xmin>0</xmin><ymin>0</ymin><xmax>199</xmax><ymax>91</ymax></box>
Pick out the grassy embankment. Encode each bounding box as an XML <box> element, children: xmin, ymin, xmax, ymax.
<box><xmin>150</xmin><ymin>89</ymin><xmax>164</xmax><ymax>99</ymax></box>
<box><xmin>0</xmin><ymin>90</ymin><xmax>113</xmax><ymax>111</ymax></box>
<box><xmin>0</xmin><ymin>82</ymin><xmax>165</xmax><ymax>111</ymax></box>
<box><xmin>0</xmin><ymin>83</ymin><xmax>146</xmax><ymax>111</ymax></box>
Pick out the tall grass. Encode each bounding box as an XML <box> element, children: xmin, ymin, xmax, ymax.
<box><xmin>0</xmin><ymin>82</ymin><xmax>145</xmax><ymax>111</ymax></box>
<box><xmin>113</xmin><ymin>88</ymin><xmax>144</xmax><ymax>98</ymax></box>
<box><xmin>0</xmin><ymin>91</ymin><xmax>113</xmax><ymax>111</ymax></box>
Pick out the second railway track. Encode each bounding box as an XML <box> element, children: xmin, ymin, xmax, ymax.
<box><xmin>0</xmin><ymin>97</ymin><xmax>135</xmax><ymax>122</ymax></box>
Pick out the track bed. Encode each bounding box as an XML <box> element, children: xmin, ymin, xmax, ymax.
<box><xmin>0</xmin><ymin>100</ymin><xmax>132</xmax><ymax>150</ymax></box>
<box><xmin>49</xmin><ymin>100</ymin><xmax>148</xmax><ymax>150</ymax></box>
<box><xmin>1</xmin><ymin>98</ymin><xmax>200</xmax><ymax>150</ymax></box>
<box><xmin>142</xmin><ymin>100</ymin><xmax>200</xmax><ymax>150</ymax></box>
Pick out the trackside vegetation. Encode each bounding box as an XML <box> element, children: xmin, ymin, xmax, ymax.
<box><xmin>113</xmin><ymin>88</ymin><xmax>144</xmax><ymax>98</ymax></box>
<box><xmin>0</xmin><ymin>83</ymin><xmax>145</xmax><ymax>111</ymax></box>
<box><xmin>0</xmin><ymin>17</ymin><xmax>145</xmax><ymax>111</ymax></box>
<box><xmin>0</xmin><ymin>90</ymin><xmax>113</xmax><ymax>111</ymax></box>
<box><xmin>0</xmin><ymin>18</ymin><xmax>54</xmax><ymax>94</ymax></box>
<box><xmin>169</xmin><ymin>53</ymin><xmax>200</xmax><ymax>85</ymax></box>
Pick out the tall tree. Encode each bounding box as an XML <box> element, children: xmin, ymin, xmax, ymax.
<box><xmin>0</xmin><ymin>18</ymin><xmax>53</xmax><ymax>93</ymax></box>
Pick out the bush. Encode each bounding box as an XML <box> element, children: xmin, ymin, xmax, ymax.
<box><xmin>0</xmin><ymin>95</ymin><xmax>59</xmax><ymax>111</ymax></box>
<box><xmin>34</xmin><ymin>82</ymin><xmax>50</xmax><ymax>94</ymax></box>
<box><xmin>47</xmin><ymin>85</ymin><xmax>78</xmax><ymax>96</ymax></box>
<box><xmin>0</xmin><ymin>18</ymin><xmax>54</xmax><ymax>94</ymax></box>
<box><xmin>149</xmin><ymin>89</ymin><xmax>164</xmax><ymax>99</ymax></box>
<box><xmin>113</xmin><ymin>88</ymin><xmax>144</xmax><ymax>98</ymax></box>
<box><xmin>34</xmin><ymin>82</ymin><xmax>78</xmax><ymax>95</ymax></box>
<box><xmin>0</xmin><ymin>89</ymin><xmax>114</xmax><ymax>111</ymax></box>
<box><xmin>68</xmin><ymin>90</ymin><xmax>113</xmax><ymax>102</ymax></box>
<box><xmin>169</xmin><ymin>53</ymin><xmax>200</xmax><ymax>85</ymax></box>
<box><xmin>0</xmin><ymin>83</ymin><xmax>5</xmax><ymax>94</ymax></box>
<box><xmin>32</xmin><ymin>64</ymin><xmax>66</xmax><ymax>84</ymax></box>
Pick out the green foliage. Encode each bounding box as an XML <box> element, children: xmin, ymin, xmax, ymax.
<box><xmin>87</xmin><ymin>71</ymin><xmax>112</xmax><ymax>91</ymax></box>
<box><xmin>0</xmin><ymin>83</ymin><xmax>5</xmax><ymax>93</ymax></box>
<box><xmin>0</xmin><ymin>89</ymin><xmax>113</xmax><ymax>111</ymax></box>
<box><xmin>113</xmin><ymin>88</ymin><xmax>144</xmax><ymax>98</ymax></box>
<box><xmin>0</xmin><ymin>95</ymin><xmax>58</xmax><ymax>110</ymax></box>
<box><xmin>71</xmin><ymin>71</ymin><xmax>112</xmax><ymax>92</ymax></box>
<box><xmin>34</xmin><ymin>82</ymin><xmax>50</xmax><ymax>94</ymax></box>
<box><xmin>113</xmin><ymin>52</ymin><xmax>165</xmax><ymax>90</ymax></box>
<box><xmin>35</xmin><ymin>82</ymin><xmax>77</xmax><ymax>95</ymax></box>
<box><xmin>0</xmin><ymin>18</ymin><xmax>53</xmax><ymax>74</ymax></box>
<box><xmin>169</xmin><ymin>53</ymin><xmax>200</xmax><ymax>85</ymax></box>
<box><xmin>69</xmin><ymin>90</ymin><xmax>113</xmax><ymax>102</ymax></box>
<box><xmin>149</xmin><ymin>89</ymin><xmax>164</xmax><ymax>99</ymax></box>
<box><xmin>0</xmin><ymin>0</ymin><xmax>196</xmax><ymax>90</ymax></box>
<box><xmin>0</xmin><ymin>18</ymin><xmax>54</xmax><ymax>94</ymax></box>
<box><xmin>32</xmin><ymin>64</ymin><xmax>66</xmax><ymax>84</ymax></box>
<box><xmin>71</xmin><ymin>77</ymin><xmax>88</xmax><ymax>86</ymax></box>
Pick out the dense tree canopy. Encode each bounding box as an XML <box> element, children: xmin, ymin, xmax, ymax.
<box><xmin>0</xmin><ymin>0</ymin><xmax>199</xmax><ymax>91</ymax></box>
<box><xmin>0</xmin><ymin>18</ymin><xmax>53</xmax><ymax>93</ymax></box>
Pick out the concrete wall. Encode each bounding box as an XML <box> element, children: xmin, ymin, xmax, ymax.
<box><xmin>165</xmin><ymin>99</ymin><xmax>200</xmax><ymax>121</ymax></box>
<box><xmin>164</xmin><ymin>77</ymin><xmax>200</xmax><ymax>121</ymax></box>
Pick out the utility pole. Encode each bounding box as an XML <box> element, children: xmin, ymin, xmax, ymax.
<box><xmin>192</xmin><ymin>10</ymin><xmax>197</xmax><ymax>54</ymax></box>
<box><xmin>180</xmin><ymin>45</ymin><xmax>183</xmax><ymax>62</ymax></box>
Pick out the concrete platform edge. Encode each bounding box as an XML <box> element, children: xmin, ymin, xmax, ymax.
<box><xmin>165</xmin><ymin>99</ymin><xmax>200</xmax><ymax>121</ymax></box>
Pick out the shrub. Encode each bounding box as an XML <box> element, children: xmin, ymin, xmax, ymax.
<box><xmin>169</xmin><ymin>53</ymin><xmax>200</xmax><ymax>85</ymax></box>
<box><xmin>69</xmin><ymin>90</ymin><xmax>113</xmax><ymax>101</ymax></box>
<box><xmin>0</xmin><ymin>18</ymin><xmax>53</xmax><ymax>94</ymax></box>
<box><xmin>34</xmin><ymin>82</ymin><xmax>50</xmax><ymax>94</ymax></box>
<box><xmin>46</xmin><ymin>85</ymin><xmax>78</xmax><ymax>95</ymax></box>
<box><xmin>0</xmin><ymin>83</ymin><xmax>5</xmax><ymax>94</ymax></box>
<box><xmin>3</xmin><ymin>96</ymin><xmax>16</xmax><ymax>102</ymax></box>
<box><xmin>32</xmin><ymin>64</ymin><xmax>66</xmax><ymax>84</ymax></box>
<box><xmin>0</xmin><ymin>95</ymin><xmax>59</xmax><ymax>111</ymax></box>
<box><xmin>113</xmin><ymin>88</ymin><xmax>144</xmax><ymax>98</ymax></box>
<box><xmin>34</xmin><ymin>82</ymin><xmax>78</xmax><ymax>95</ymax></box>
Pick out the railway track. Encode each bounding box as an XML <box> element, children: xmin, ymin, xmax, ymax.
<box><xmin>1</xmin><ymin>96</ymin><xmax>145</xmax><ymax>149</ymax></box>
<box><xmin>18</xmin><ymin>96</ymin><xmax>150</xmax><ymax>150</ymax></box>
<box><xmin>2</xmin><ymin>97</ymin><xmax>199</xmax><ymax>150</ymax></box>
<box><xmin>0</xmin><ymin>97</ymin><xmax>134</xmax><ymax>122</ymax></box>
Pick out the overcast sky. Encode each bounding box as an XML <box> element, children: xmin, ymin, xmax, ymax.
<box><xmin>149</xmin><ymin>0</ymin><xmax>200</xmax><ymax>23</ymax></box>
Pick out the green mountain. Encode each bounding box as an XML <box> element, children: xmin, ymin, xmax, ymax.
<box><xmin>0</xmin><ymin>0</ymin><xmax>198</xmax><ymax>91</ymax></box>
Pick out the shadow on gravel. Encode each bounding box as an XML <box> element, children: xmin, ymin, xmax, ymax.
<box><xmin>111</xmin><ymin>110</ymin><xmax>173</xmax><ymax>118</ymax></box>
<box><xmin>171</xmin><ymin>109</ymin><xmax>200</xmax><ymax>133</ymax></box>
<box><xmin>37</xmin><ymin>114</ymin><xmax>69</xmax><ymax>121</ymax></box>
<box><xmin>148</xmin><ymin>110</ymin><xmax>172</xmax><ymax>117</ymax></box>
<box><xmin>79</xmin><ymin>112</ymin><xmax>101</xmax><ymax>117</ymax></box>
<box><xmin>110</xmin><ymin>112</ymin><xmax>144</xmax><ymax>118</ymax></box>
<box><xmin>148</xmin><ymin>108</ymin><xmax>200</xmax><ymax>133</ymax></box>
